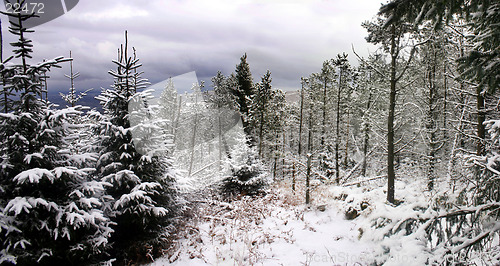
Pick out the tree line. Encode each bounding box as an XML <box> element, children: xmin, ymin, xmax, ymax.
<box><xmin>0</xmin><ymin>0</ymin><xmax>497</xmax><ymax>264</ymax></box>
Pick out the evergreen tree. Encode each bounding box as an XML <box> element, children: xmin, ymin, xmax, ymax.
<box><xmin>232</xmin><ymin>53</ymin><xmax>255</xmax><ymax>143</ymax></box>
<box><xmin>208</xmin><ymin>69</ymin><xmax>271</xmax><ymax>197</ymax></box>
<box><xmin>363</xmin><ymin>14</ymin><xmax>416</xmax><ymax>204</ymax></box>
<box><xmin>333</xmin><ymin>53</ymin><xmax>354</xmax><ymax>183</ymax></box>
<box><xmin>380</xmin><ymin>0</ymin><xmax>499</xmax><ymax>156</ymax></box>
<box><xmin>209</xmin><ymin>71</ymin><xmax>238</xmax><ymax>165</ymax></box>
<box><xmin>158</xmin><ymin>77</ymin><xmax>177</xmax><ymax>136</ymax></box>
<box><xmin>251</xmin><ymin>70</ymin><xmax>273</xmax><ymax>157</ymax></box>
<box><xmin>220</xmin><ymin>132</ymin><xmax>270</xmax><ymax>197</ymax></box>
<box><xmin>379</xmin><ymin>0</ymin><xmax>499</xmax><ymax>91</ymax></box>
<box><xmin>318</xmin><ymin>60</ymin><xmax>334</xmax><ymax>148</ymax></box>
<box><xmin>59</xmin><ymin>51</ymin><xmax>92</xmax><ymax>108</ymax></box>
<box><xmin>0</xmin><ymin>4</ymin><xmax>112</xmax><ymax>264</ymax></box>
<box><xmin>94</xmin><ymin>31</ymin><xmax>179</xmax><ymax>261</ymax></box>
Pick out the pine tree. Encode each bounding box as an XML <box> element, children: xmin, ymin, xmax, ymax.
<box><xmin>220</xmin><ymin>132</ymin><xmax>270</xmax><ymax>197</ymax></box>
<box><xmin>318</xmin><ymin>60</ymin><xmax>334</xmax><ymax>148</ymax></box>
<box><xmin>0</xmin><ymin>4</ymin><xmax>112</xmax><ymax>264</ymax></box>
<box><xmin>333</xmin><ymin>53</ymin><xmax>353</xmax><ymax>183</ymax></box>
<box><xmin>209</xmin><ymin>69</ymin><xmax>271</xmax><ymax>197</ymax></box>
<box><xmin>363</xmin><ymin>14</ymin><xmax>417</xmax><ymax>204</ymax></box>
<box><xmin>158</xmin><ymin>77</ymin><xmax>177</xmax><ymax>136</ymax></box>
<box><xmin>94</xmin><ymin>31</ymin><xmax>179</xmax><ymax>261</ymax></box>
<box><xmin>297</xmin><ymin>77</ymin><xmax>307</xmax><ymax>156</ymax></box>
<box><xmin>208</xmin><ymin>71</ymin><xmax>238</xmax><ymax>167</ymax></box>
<box><xmin>232</xmin><ymin>53</ymin><xmax>255</xmax><ymax>143</ymax></box>
<box><xmin>251</xmin><ymin>70</ymin><xmax>273</xmax><ymax>157</ymax></box>
<box><xmin>59</xmin><ymin>51</ymin><xmax>92</xmax><ymax>107</ymax></box>
<box><xmin>380</xmin><ymin>0</ymin><xmax>499</xmax><ymax>156</ymax></box>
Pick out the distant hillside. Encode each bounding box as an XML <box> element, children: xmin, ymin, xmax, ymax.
<box><xmin>284</xmin><ymin>90</ymin><xmax>300</xmax><ymax>103</ymax></box>
<box><xmin>48</xmin><ymin>88</ymin><xmax>301</xmax><ymax>110</ymax></box>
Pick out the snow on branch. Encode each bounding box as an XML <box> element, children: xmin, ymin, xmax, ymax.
<box><xmin>13</xmin><ymin>168</ymin><xmax>55</xmax><ymax>184</ymax></box>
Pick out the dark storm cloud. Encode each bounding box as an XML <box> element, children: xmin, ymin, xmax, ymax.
<box><xmin>0</xmin><ymin>0</ymin><xmax>381</xmax><ymax>97</ymax></box>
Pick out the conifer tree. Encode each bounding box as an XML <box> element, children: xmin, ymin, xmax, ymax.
<box><xmin>209</xmin><ymin>71</ymin><xmax>238</xmax><ymax>165</ymax></box>
<box><xmin>379</xmin><ymin>0</ymin><xmax>499</xmax><ymax>156</ymax></box>
<box><xmin>94</xmin><ymin>31</ymin><xmax>179</xmax><ymax>261</ymax></box>
<box><xmin>220</xmin><ymin>132</ymin><xmax>270</xmax><ymax>197</ymax></box>
<box><xmin>363</xmin><ymin>14</ymin><xmax>416</xmax><ymax>203</ymax></box>
<box><xmin>158</xmin><ymin>78</ymin><xmax>177</xmax><ymax>136</ymax></box>
<box><xmin>251</xmin><ymin>70</ymin><xmax>273</xmax><ymax>157</ymax></box>
<box><xmin>209</xmin><ymin>70</ymin><xmax>271</xmax><ymax>197</ymax></box>
<box><xmin>0</xmin><ymin>3</ymin><xmax>112</xmax><ymax>264</ymax></box>
<box><xmin>232</xmin><ymin>53</ymin><xmax>255</xmax><ymax>143</ymax></box>
<box><xmin>59</xmin><ymin>51</ymin><xmax>92</xmax><ymax>107</ymax></box>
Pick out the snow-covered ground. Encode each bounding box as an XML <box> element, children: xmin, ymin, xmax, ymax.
<box><xmin>150</xmin><ymin>184</ymin><xmax>374</xmax><ymax>265</ymax></box>
<box><xmin>147</xmin><ymin>169</ymin><xmax>499</xmax><ymax>266</ymax></box>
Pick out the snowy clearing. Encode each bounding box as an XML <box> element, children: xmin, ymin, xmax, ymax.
<box><xmin>151</xmin><ymin>183</ymin><xmax>374</xmax><ymax>266</ymax></box>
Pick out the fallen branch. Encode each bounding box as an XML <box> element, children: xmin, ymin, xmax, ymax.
<box><xmin>289</xmin><ymin>156</ymin><xmax>329</xmax><ymax>181</ymax></box>
<box><xmin>342</xmin><ymin>147</ymin><xmax>378</xmax><ymax>183</ymax></box>
<box><xmin>342</xmin><ymin>175</ymin><xmax>386</xmax><ymax>187</ymax></box>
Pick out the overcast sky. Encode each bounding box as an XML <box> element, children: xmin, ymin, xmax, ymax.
<box><xmin>1</xmin><ymin>0</ymin><xmax>383</xmax><ymax>94</ymax></box>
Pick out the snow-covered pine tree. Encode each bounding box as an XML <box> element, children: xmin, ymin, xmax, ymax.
<box><xmin>94</xmin><ymin>31</ymin><xmax>179</xmax><ymax>261</ymax></box>
<box><xmin>0</xmin><ymin>55</ymin><xmax>15</xmax><ymax>114</ymax></box>
<box><xmin>363</xmin><ymin>13</ymin><xmax>416</xmax><ymax>204</ymax></box>
<box><xmin>304</xmin><ymin>73</ymin><xmax>321</xmax><ymax>154</ymax></box>
<box><xmin>232</xmin><ymin>53</ymin><xmax>255</xmax><ymax>143</ymax></box>
<box><xmin>206</xmin><ymin>70</ymin><xmax>270</xmax><ymax>197</ymax></box>
<box><xmin>318</xmin><ymin>60</ymin><xmax>334</xmax><ymax>149</ymax></box>
<box><xmin>248</xmin><ymin>71</ymin><xmax>287</xmax><ymax>173</ymax></box>
<box><xmin>59</xmin><ymin>51</ymin><xmax>92</xmax><ymax>108</ymax></box>
<box><xmin>208</xmin><ymin>71</ymin><xmax>238</xmax><ymax>160</ymax></box>
<box><xmin>158</xmin><ymin>77</ymin><xmax>177</xmax><ymax>136</ymax></box>
<box><xmin>220</xmin><ymin>132</ymin><xmax>270</xmax><ymax>198</ymax></box>
<box><xmin>350</xmin><ymin>55</ymin><xmax>386</xmax><ymax>178</ymax></box>
<box><xmin>332</xmin><ymin>53</ymin><xmax>356</xmax><ymax>182</ymax></box>
<box><xmin>267</xmin><ymin>88</ymin><xmax>287</xmax><ymax>178</ymax></box>
<box><xmin>250</xmin><ymin>70</ymin><xmax>273</xmax><ymax>158</ymax></box>
<box><xmin>0</xmin><ymin>4</ymin><xmax>112</xmax><ymax>264</ymax></box>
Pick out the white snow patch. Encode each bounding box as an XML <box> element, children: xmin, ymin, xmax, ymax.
<box><xmin>150</xmin><ymin>191</ymin><xmax>373</xmax><ymax>265</ymax></box>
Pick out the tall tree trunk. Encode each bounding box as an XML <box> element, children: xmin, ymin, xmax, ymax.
<box><xmin>307</xmin><ymin>101</ymin><xmax>313</xmax><ymax>153</ymax></box>
<box><xmin>427</xmin><ymin>50</ymin><xmax>438</xmax><ymax>190</ymax></box>
<box><xmin>306</xmin><ymin>154</ymin><xmax>311</xmax><ymax>204</ymax></box>
<box><xmin>298</xmin><ymin>82</ymin><xmax>305</xmax><ymax>155</ymax></box>
<box><xmin>321</xmin><ymin>77</ymin><xmax>327</xmax><ymax>147</ymax></box>
<box><xmin>344</xmin><ymin>109</ymin><xmax>350</xmax><ymax>167</ymax></box>
<box><xmin>387</xmin><ymin>25</ymin><xmax>397</xmax><ymax>204</ymax></box>
<box><xmin>476</xmin><ymin>86</ymin><xmax>485</xmax><ymax>156</ymax></box>
<box><xmin>335</xmin><ymin>67</ymin><xmax>343</xmax><ymax>184</ymax></box>
<box><xmin>258</xmin><ymin>105</ymin><xmax>265</xmax><ymax>157</ymax></box>
<box><xmin>188</xmin><ymin>94</ymin><xmax>199</xmax><ymax>176</ymax></box>
<box><xmin>361</xmin><ymin>92</ymin><xmax>372</xmax><ymax>177</ymax></box>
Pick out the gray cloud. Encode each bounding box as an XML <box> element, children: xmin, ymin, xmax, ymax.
<box><xmin>1</xmin><ymin>0</ymin><xmax>381</xmax><ymax>97</ymax></box>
